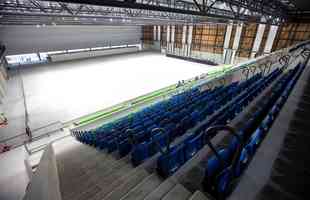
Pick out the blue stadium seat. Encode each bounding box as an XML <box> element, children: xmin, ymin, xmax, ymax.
<box><xmin>131</xmin><ymin>142</ymin><xmax>149</xmax><ymax>166</ymax></box>
<box><xmin>118</xmin><ymin>139</ymin><xmax>132</xmax><ymax>157</ymax></box>
<box><xmin>184</xmin><ymin>134</ymin><xmax>203</xmax><ymax>161</ymax></box>
<box><xmin>157</xmin><ymin>144</ymin><xmax>185</xmax><ymax>177</ymax></box>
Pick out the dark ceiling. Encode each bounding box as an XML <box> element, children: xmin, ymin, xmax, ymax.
<box><xmin>1</xmin><ymin>0</ymin><xmax>310</xmax><ymax>25</ymax></box>
<box><xmin>291</xmin><ymin>0</ymin><xmax>310</xmax><ymax>11</ymax></box>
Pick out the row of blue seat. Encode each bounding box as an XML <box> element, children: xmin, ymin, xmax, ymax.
<box><xmin>73</xmin><ymin>82</ymin><xmax>239</xmax><ymax>159</ymax></box>
<box><xmin>74</xmin><ymin>84</ymin><xmax>234</xmax><ymax>156</ymax></box>
<box><xmin>235</xmin><ymin>64</ymin><xmax>304</xmax><ymax>178</ymax></box>
<box><xmin>131</xmin><ymin>82</ymin><xmax>240</xmax><ymax>166</ymax></box>
<box><xmin>131</xmin><ymin>74</ymin><xmax>264</xmax><ymax>166</ymax></box>
<box><xmin>129</xmin><ymin>82</ymin><xmax>243</xmax><ymax>165</ymax></box>
<box><xmin>74</xmin><ymin>87</ymin><xmax>209</xmax><ymax>145</ymax></box>
<box><xmin>155</xmin><ymin>71</ymin><xmax>278</xmax><ymax>177</ymax></box>
<box><xmin>193</xmin><ymin>68</ymin><xmax>281</xmax><ymax>136</ymax></box>
<box><xmin>76</xmin><ymin>87</ymin><xmax>202</xmax><ymax>134</ymax></box>
<box><xmin>73</xmin><ymin>73</ymin><xmax>261</xmax><ymax>168</ymax></box>
<box><xmin>202</xmin><ymin>64</ymin><xmax>304</xmax><ymax>198</ymax></box>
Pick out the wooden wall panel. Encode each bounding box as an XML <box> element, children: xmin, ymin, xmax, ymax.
<box><xmin>236</xmin><ymin>23</ymin><xmax>258</xmax><ymax>58</ymax></box>
<box><xmin>272</xmin><ymin>23</ymin><xmax>310</xmax><ymax>51</ymax></box>
<box><xmin>142</xmin><ymin>26</ymin><xmax>154</xmax><ymax>44</ymax></box>
<box><xmin>160</xmin><ymin>26</ymin><xmax>167</xmax><ymax>47</ymax></box>
<box><xmin>192</xmin><ymin>24</ymin><xmax>226</xmax><ymax>53</ymax></box>
<box><xmin>174</xmin><ymin>25</ymin><xmax>183</xmax><ymax>48</ymax></box>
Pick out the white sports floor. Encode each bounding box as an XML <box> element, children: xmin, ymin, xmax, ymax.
<box><xmin>1</xmin><ymin>51</ymin><xmax>220</xmax><ymax>141</ymax></box>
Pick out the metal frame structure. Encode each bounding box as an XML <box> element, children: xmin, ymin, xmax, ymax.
<box><xmin>0</xmin><ymin>0</ymin><xmax>305</xmax><ymax>25</ymax></box>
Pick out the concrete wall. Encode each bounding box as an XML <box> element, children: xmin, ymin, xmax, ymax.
<box><xmin>23</xmin><ymin>144</ymin><xmax>61</xmax><ymax>200</ymax></box>
<box><xmin>0</xmin><ymin>58</ymin><xmax>7</xmax><ymax>105</ymax></box>
<box><xmin>0</xmin><ymin>25</ymin><xmax>142</xmax><ymax>55</ymax></box>
<box><xmin>50</xmin><ymin>46</ymin><xmax>140</xmax><ymax>62</ymax></box>
<box><xmin>142</xmin><ymin>41</ymin><xmax>161</xmax><ymax>51</ymax></box>
<box><xmin>190</xmin><ymin>51</ymin><xmax>224</xmax><ymax>64</ymax></box>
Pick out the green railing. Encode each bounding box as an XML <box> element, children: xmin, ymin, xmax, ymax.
<box><xmin>74</xmin><ymin>64</ymin><xmax>234</xmax><ymax>127</ymax></box>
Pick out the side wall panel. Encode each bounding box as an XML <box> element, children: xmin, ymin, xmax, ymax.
<box><xmin>50</xmin><ymin>47</ymin><xmax>139</xmax><ymax>62</ymax></box>
<box><xmin>0</xmin><ymin>25</ymin><xmax>142</xmax><ymax>55</ymax></box>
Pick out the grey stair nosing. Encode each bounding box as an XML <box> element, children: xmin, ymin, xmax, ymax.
<box><xmin>189</xmin><ymin>191</ymin><xmax>211</xmax><ymax>200</ymax></box>
<box><xmin>102</xmin><ymin>169</ymin><xmax>150</xmax><ymax>200</ymax></box>
<box><xmin>64</xmin><ymin>165</ymin><xmax>136</xmax><ymax>200</ymax></box>
<box><xmin>60</xmin><ymin>150</ymin><xmax>117</xmax><ymax>168</ymax></box>
<box><xmin>54</xmin><ymin>141</ymin><xmax>132</xmax><ymax>199</ymax></box>
<box><xmin>143</xmin><ymin>177</ymin><xmax>178</xmax><ymax>200</ymax></box>
<box><xmin>61</xmin><ymin>160</ymin><xmax>133</xmax><ymax>199</ymax></box>
<box><xmin>95</xmin><ymin>164</ymin><xmax>134</xmax><ymax>186</ymax></box>
<box><xmin>58</xmin><ymin>154</ymin><xmax>128</xmax><ymax>190</ymax></box>
<box><xmin>119</xmin><ymin>173</ymin><xmax>163</xmax><ymax>200</ymax></box>
<box><xmin>89</xmin><ymin>165</ymin><xmax>148</xmax><ymax>200</ymax></box>
<box><xmin>162</xmin><ymin>183</ymin><xmax>192</xmax><ymax>200</ymax></box>
<box><xmin>59</xmin><ymin>145</ymin><xmax>128</xmax><ymax>179</ymax></box>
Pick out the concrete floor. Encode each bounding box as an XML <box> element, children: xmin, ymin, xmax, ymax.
<box><xmin>1</xmin><ymin>51</ymin><xmax>217</xmax><ymax>142</ymax></box>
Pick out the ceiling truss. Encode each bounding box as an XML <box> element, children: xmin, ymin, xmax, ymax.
<box><xmin>0</xmin><ymin>0</ymin><xmax>303</xmax><ymax>25</ymax></box>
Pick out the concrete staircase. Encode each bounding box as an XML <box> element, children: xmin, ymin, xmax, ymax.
<box><xmin>52</xmin><ymin>137</ymin><xmax>211</xmax><ymax>200</ymax></box>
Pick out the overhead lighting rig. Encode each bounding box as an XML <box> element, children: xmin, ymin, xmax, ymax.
<box><xmin>0</xmin><ymin>0</ymin><xmax>299</xmax><ymax>25</ymax></box>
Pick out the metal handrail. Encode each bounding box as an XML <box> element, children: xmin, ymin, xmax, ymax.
<box><xmin>150</xmin><ymin>127</ymin><xmax>171</xmax><ymax>155</ymax></box>
<box><xmin>202</xmin><ymin>125</ymin><xmax>243</xmax><ymax>172</ymax></box>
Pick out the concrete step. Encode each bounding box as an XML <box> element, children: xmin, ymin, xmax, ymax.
<box><xmin>59</xmin><ymin>148</ymin><xmax>116</xmax><ymax>170</ymax></box>
<box><xmin>61</xmin><ymin>161</ymin><xmax>131</xmax><ymax>198</ymax></box>
<box><xmin>83</xmin><ymin>154</ymin><xmax>131</xmax><ymax>182</ymax></box>
<box><xmin>143</xmin><ymin>177</ymin><xmax>178</xmax><ymax>200</ymax></box>
<box><xmin>102</xmin><ymin>168</ymin><xmax>150</xmax><ymax>200</ymax></box>
<box><xmin>62</xmin><ymin>159</ymin><xmax>133</xmax><ymax>200</ymax></box>
<box><xmin>56</xmin><ymin>146</ymin><xmax>112</xmax><ymax>171</ymax></box>
<box><xmin>189</xmin><ymin>191</ymin><xmax>210</xmax><ymax>200</ymax></box>
<box><xmin>120</xmin><ymin>173</ymin><xmax>163</xmax><ymax>200</ymax></box>
<box><xmin>93</xmin><ymin>162</ymin><xmax>134</xmax><ymax>186</ymax></box>
<box><xmin>88</xmin><ymin>166</ymin><xmax>144</xmax><ymax>200</ymax></box>
<box><xmin>58</xmin><ymin>153</ymin><xmax>125</xmax><ymax>193</ymax></box>
<box><xmin>61</xmin><ymin>174</ymin><xmax>99</xmax><ymax>200</ymax></box>
<box><xmin>63</xmin><ymin>184</ymin><xmax>102</xmax><ymax>200</ymax></box>
<box><xmin>57</xmin><ymin>144</ymin><xmax>127</xmax><ymax>177</ymax></box>
<box><xmin>56</xmin><ymin>144</ymin><xmax>129</xmax><ymax>200</ymax></box>
<box><xmin>56</xmin><ymin>140</ymin><xmax>100</xmax><ymax>161</ymax></box>
<box><xmin>162</xmin><ymin>184</ymin><xmax>192</xmax><ymax>200</ymax></box>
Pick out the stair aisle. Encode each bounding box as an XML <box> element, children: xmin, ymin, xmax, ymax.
<box><xmin>161</xmin><ymin>184</ymin><xmax>192</xmax><ymax>200</ymax></box>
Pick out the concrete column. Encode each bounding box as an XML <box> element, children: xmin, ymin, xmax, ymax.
<box><xmin>153</xmin><ymin>26</ymin><xmax>157</xmax><ymax>41</ymax></box>
<box><xmin>264</xmin><ymin>25</ymin><xmax>278</xmax><ymax>54</ymax></box>
<box><xmin>157</xmin><ymin>26</ymin><xmax>161</xmax><ymax>41</ymax></box>
<box><xmin>223</xmin><ymin>24</ymin><xmax>233</xmax><ymax>62</ymax></box>
<box><xmin>251</xmin><ymin>24</ymin><xmax>266</xmax><ymax>58</ymax></box>
<box><xmin>187</xmin><ymin>25</ymin><xmax>193</xmax><ymax>57</ymax></box>
<box><xmin>0</xmin><ymin>61</ymin><xmax>5</xmax><ymax>104</ymax></box>
<box><xmin>182</xmin><ymin>25</ymin><xmax>187</xmax><ymax>44</ymax></box>
<box><xmin>171</xmin><ymin>25</ymin><xmax>175</xmax><ymax>52</ymax></box>
<box><xmin>231</xmin><ymin>24</ymin><xmax>243</xmax><ymax>64</ymax></box>
<box><xmin>182</xmin><ymin>25</ymin><xmax>187</xmax><ymax>56</ymax></box>
<box><xmin>167</xmin><ymin>25</ymin><xmax>170</xmax><ymax>52</ymax></box>
<box><xmin>0</xmin><ymin>59</ymin><xmax>8</xmax><ymax>80</ymax></box>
